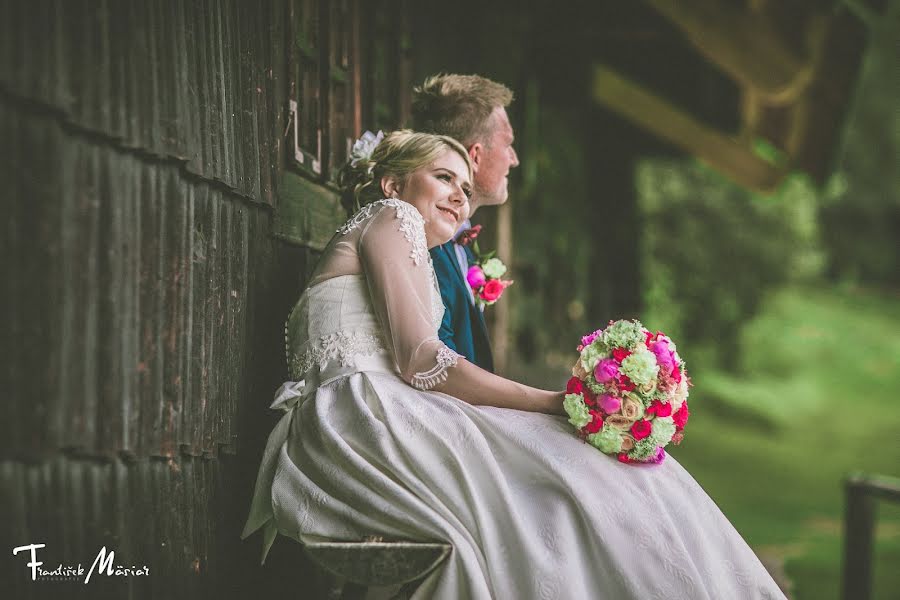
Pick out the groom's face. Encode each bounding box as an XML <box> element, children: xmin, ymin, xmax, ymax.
<box><xmin>473</xmin><ymin>107</ymin><xmax>519</xmax><ymax>208</ymax></box>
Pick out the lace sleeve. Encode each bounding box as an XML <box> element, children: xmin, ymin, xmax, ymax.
<box><xmin>358</xmin><ymin>200</ymin><xmax>460</xmax><ymax>389</ymax></box>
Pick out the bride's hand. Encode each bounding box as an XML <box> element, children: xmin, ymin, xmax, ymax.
<box><xmin>548</xmin><ymin>391</ymin><xmax>567</xmax><ymax>416</ymax></box>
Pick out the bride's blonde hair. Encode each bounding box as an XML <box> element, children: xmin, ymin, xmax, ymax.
<box><xmin>339</xmin><ymin>129</ymin><xmax>472</xmax><ymax>214</ymax></box>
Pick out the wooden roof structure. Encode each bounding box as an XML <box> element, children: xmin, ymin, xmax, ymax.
<box><xmin>592</xmin><ymin>0</ymin><xmax>891</xmax><ymax>193</ymax></box>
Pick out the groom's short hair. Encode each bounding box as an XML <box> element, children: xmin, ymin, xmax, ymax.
<box><xmin>411</xmin><ymin>74</ymin><xmax>513</xmax><ymax>147</ymax></box>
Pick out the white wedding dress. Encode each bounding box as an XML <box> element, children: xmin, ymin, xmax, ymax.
<box><xmin>243</xmin><ymin>199</ymin><xmax>786</xmax><ymax>599</ymax></box>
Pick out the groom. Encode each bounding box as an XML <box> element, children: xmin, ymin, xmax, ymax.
<box><xmin>411</xmin><ymin>74</ymin><xmax>520</xmax><ymax>373</ymax></box>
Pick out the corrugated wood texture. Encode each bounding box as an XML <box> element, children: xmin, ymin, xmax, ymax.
<box><xmin>0</xmin><ymin>0</ymin><xmax>329</xmax><ymax>596</ymax></box>
<box><xmin>2</xmin><ymin>455</ymin><xmax>230</xmax><ymax>599</ymax></box>
<box><xmin>0</xmin><ymin>0</ymin><xmax>285</xmax><ymax>205</ymax></box>
<box><xmin>1</xmin><ymin>0</ymin><xmax>418</xmax><ymax>596</ymax></box>
<box><xmin>3</xmin><ymin>105</ymin><xmax>264</xmax><ymax>460</ymax></box>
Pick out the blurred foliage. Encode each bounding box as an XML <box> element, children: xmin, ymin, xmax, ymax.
<box><xmin>819</xmin><ymin>4</ymin><xmax>900</xmax><ymax>287</ymax></box>
<box><xmin>669</xmin><ymin>284</ymin><xmax>900</xmax><ymax>600</ymax></box>
<box><xmin>636</xmin><ymin>160</ymin><xmax>826</xmax><ymax>371</ymax></box>
<box><xmin>506</xmin><ymin>104</ymin><xmax>594</xmax><ymax>380</ymax></box>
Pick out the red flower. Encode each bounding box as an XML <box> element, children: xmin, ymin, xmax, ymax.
<box><xmin>617</xmin><ymin>375</ymin><xmax>636</xmax><ymax>392</ymax></box>
<box><xmin>617</xmin><ymin>453</ymin><xmax>633</xmax><ymax>464</ymax></box>
<box><xmin>646</xmin><ymin>399</ymin><xmax>672</xmax><ymax>418</ymax></box>
<box><xmin>566</xmin><ymin>377</ymin><xmax>584</xmax><ymax>395</ymax></box>
<box><xmin>631</xmin><ymin>419</ymin><xmax>652</xmax><ymax>440</ymax></box>
<box><xmin>456</xmin><ymin>224</ymin><xmax>482</xmax><ymax>246</ymax></box>
<box><xmin>644</xmin><ymin>330</ymin><xmax>654</xmax><ymax>347</ymax></box>
<box><xmin>672</xmin><ymin>365</ymin><xmax>682</xmax><ymax>384</ymax></box>
<box><xmin>479</xmin><ymin>279</ymin><xmax>505</xmax><ymax>303</ymax></box>
<box><xmin>673</xmin><ymin>401</ymin><xmax>690</xmax><ymax>430</ymax></box>
<box><xmin>612</xmin><ymin>347</ymin><xmax>632</xmax><ymax>363</ymax></box>
<box><xmin>582</xmin><ymin>387</ymin><xmax>596</xmax><ymax>407</ymax></box>
<box><xmin>585</xmin><ymin>410</ymin><xmax>604</xmax><ymax>434</ymax></box>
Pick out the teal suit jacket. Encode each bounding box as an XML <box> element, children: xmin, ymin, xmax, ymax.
<box><xmin>429</xmin><ymin>242</ymin><xmax>494</xmax><ymax>372</ymax></box>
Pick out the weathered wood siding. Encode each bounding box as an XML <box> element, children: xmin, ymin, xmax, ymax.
<box><xmin>0</xmin><ymin>0</ymin><xmax>357</xmax><ymax>597</ymax></box>
<box><xmin>0</xmin><ymin>0</ymin><xmax>283</xmax><ymax>204</ymax></box>
<box><xmin>4</xmin><ymin>107</ymin><xmax>268</xmax><ymax>460</ymax></box>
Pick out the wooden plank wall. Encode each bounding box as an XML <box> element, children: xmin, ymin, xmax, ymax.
<box><xmin>0</xmin><ymin>0</ymin><xmax>325</xmax><ymax>597</ymax></box>
<box><xmin>0</xmin><ymin>0</ymin><xmax>284</xmax><ymax>204</ymax></box>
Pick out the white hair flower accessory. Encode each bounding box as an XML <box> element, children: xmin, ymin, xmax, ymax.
<box><xmin>349</xmin><ymin>130</ymin><xmax>384</xmax><ymax>168</ymax></box>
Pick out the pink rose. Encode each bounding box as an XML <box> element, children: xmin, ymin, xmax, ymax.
<box><xmin>466</xmin><ymin>265</ymin><xmax>486</xmax><ymax>288</ymax></box>
<box><xmin>650</xmin><ymin>340</ymin><xmax>675</xmax><ymax>372</ymax></box>
<box><xmin>593</xmin><ymin>358</ymin><xmax>620</xmax><ymax>383</ymax></box>
<box><xmin>598</xmin><ymin>393</ymin><xmax>622</xmax><ymax>414</ymax></box>
<box><xmin>479</xmin><ymin>279</ymin><xmax>505</xmax><ymax>303</ymax></box>
<box><xmin>581</xmin><ymin>329</ymin><xmax>602</xmax><ymax>347</ymax></box>
<box><xmin>631</xmin><ymin>419</ymin><xmax>652</xmax><ymax>441</ymax></box>
<box><xmin>648</xmin><ymin>447</ymin><xmax>666</xmax><ymax>464</ymax></box>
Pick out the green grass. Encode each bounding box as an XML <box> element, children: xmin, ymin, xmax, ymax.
<box><xmin>667</xmin><ymin>284</ymin><xmax>900</xmax><ymax>599</ymax></box>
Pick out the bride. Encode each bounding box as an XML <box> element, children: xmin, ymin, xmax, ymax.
<box><xmin>242</xmin><ymin>130</ymin><xmax>786</xmax><ymax>599</ymax></box>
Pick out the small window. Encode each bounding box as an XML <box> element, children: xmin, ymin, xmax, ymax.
<box><xmin>287</xmin><ymin>0</ymin><xmax>410</xmax><ymax>183</ymax></box>
<box><xmin>289</xmin><ymin>0</ymin><xmax>323</xmax><ymax>175</ymax></box>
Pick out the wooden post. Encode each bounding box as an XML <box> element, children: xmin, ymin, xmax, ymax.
<box><xmin>842</xmin><ymin>477</ymin><xmax>877</xmax><ymax>600</ymax></box>
<box><xmin>492</xmin><ymin>200</ymin><xmax>512</xmax><ymax>375</ymax></box>
<box><xmin>841</xmin><ymin>474</ymin><xmax>900</xmax><ymax>600</ymax></box>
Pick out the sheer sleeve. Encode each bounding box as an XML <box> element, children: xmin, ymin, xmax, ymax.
<box><xmin>359</xmin><ymin>201</ymin><xmax>460</xmax><ymax>389</ymax></box>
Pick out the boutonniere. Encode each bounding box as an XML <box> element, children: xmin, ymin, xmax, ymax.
<box><xmin>457</xmin><ymin>225</ymin><xmax>514</xmax><ymax>307</ymax></box>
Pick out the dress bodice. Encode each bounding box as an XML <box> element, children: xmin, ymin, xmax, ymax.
<box><xmin>285</xmin><ymin>274</ymin><xmax>389</xmax><ymax>380</ymax></box>
<box><xmin>284</xmin><ymin>200</ymin><xmax>448</xmax><ymax>386</ymax></box>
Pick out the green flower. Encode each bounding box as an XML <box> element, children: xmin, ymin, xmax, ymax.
<box><xmin>580</xmin><ymin>343</ymin><xmax>606</xmax><ymax>372</ymax></box>
<box><xmin>563</xmin><ymin>393</ymin><xmax>591</xmax><ymax>429</ymax></box>
<box><xmin>620</xmin><ymin>347</ymin><xmax>659</xmax><ymax>386</ymax></box>
<box><xmin>629</xmin><ymin>437</ymin><xmax>659</xmax><ymax>460</ymax></box>
<box><xmin>649</xmin><ymin>416</ymin><xmax>676</xmax><ymax>446</ymax></box>
<box><xmin>585</xmin><ymin>378</ymin><xmax>606</xmax><ymax>395</ymax></box>
<box><xmin>587</xmin><ymin>424</ymin><xmax>623</xmax><ymax>453</ymax></box>
<box><xmin>651</xmin><ymin>386</ymin><xmax>671</xmax><ymax>403</ymax></box>
<box><xmin>601</xmin><ymin>319</ymin><xmax>645</xmax><ymax>349</ymax></box>
<box><xmin>481</xmin><ymin>258</ymin><xmax>507</xmax><ymax>278</ymax></box>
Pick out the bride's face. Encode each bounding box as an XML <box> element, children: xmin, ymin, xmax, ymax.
<box><xmin>392</xmin><ymin>150</ymin><xmax>472</xmax><ymax>247</ymax></box>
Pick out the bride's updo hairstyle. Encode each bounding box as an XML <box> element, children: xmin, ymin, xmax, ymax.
<box><xmin>339</xmin><ymin>129</ymin><xmax>472</xmax><ymax>215</ymax></box>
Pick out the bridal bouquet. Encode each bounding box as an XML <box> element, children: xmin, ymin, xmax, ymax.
<box><xmin>563</xmin><ymin>319</ymin><xmax>690</xmax><ymax>464</ymax></box>
<box><xmin>458</xmin><ymin>224</ymin><xmax>513</xmax><ymax>307</ymax></box>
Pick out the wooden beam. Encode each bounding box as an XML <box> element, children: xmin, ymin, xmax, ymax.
<box><xmin>740</xmin><ymin>8</ymin><xmax>864</xmax><ymax>183</ymax></box>
<box><xmin>592</xmin><ymin>64</ymin><xmax>785</xmax><ymax>193</ymax></box>
<box><xmin>274</xmin><ymin>171</ymin><xmax>347</xmax><ymax>250</ymax></box>
<box><xmin>644</xmin><ymin>0</ymin><xmax>816</xmax><ymax>104</ymax></box>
